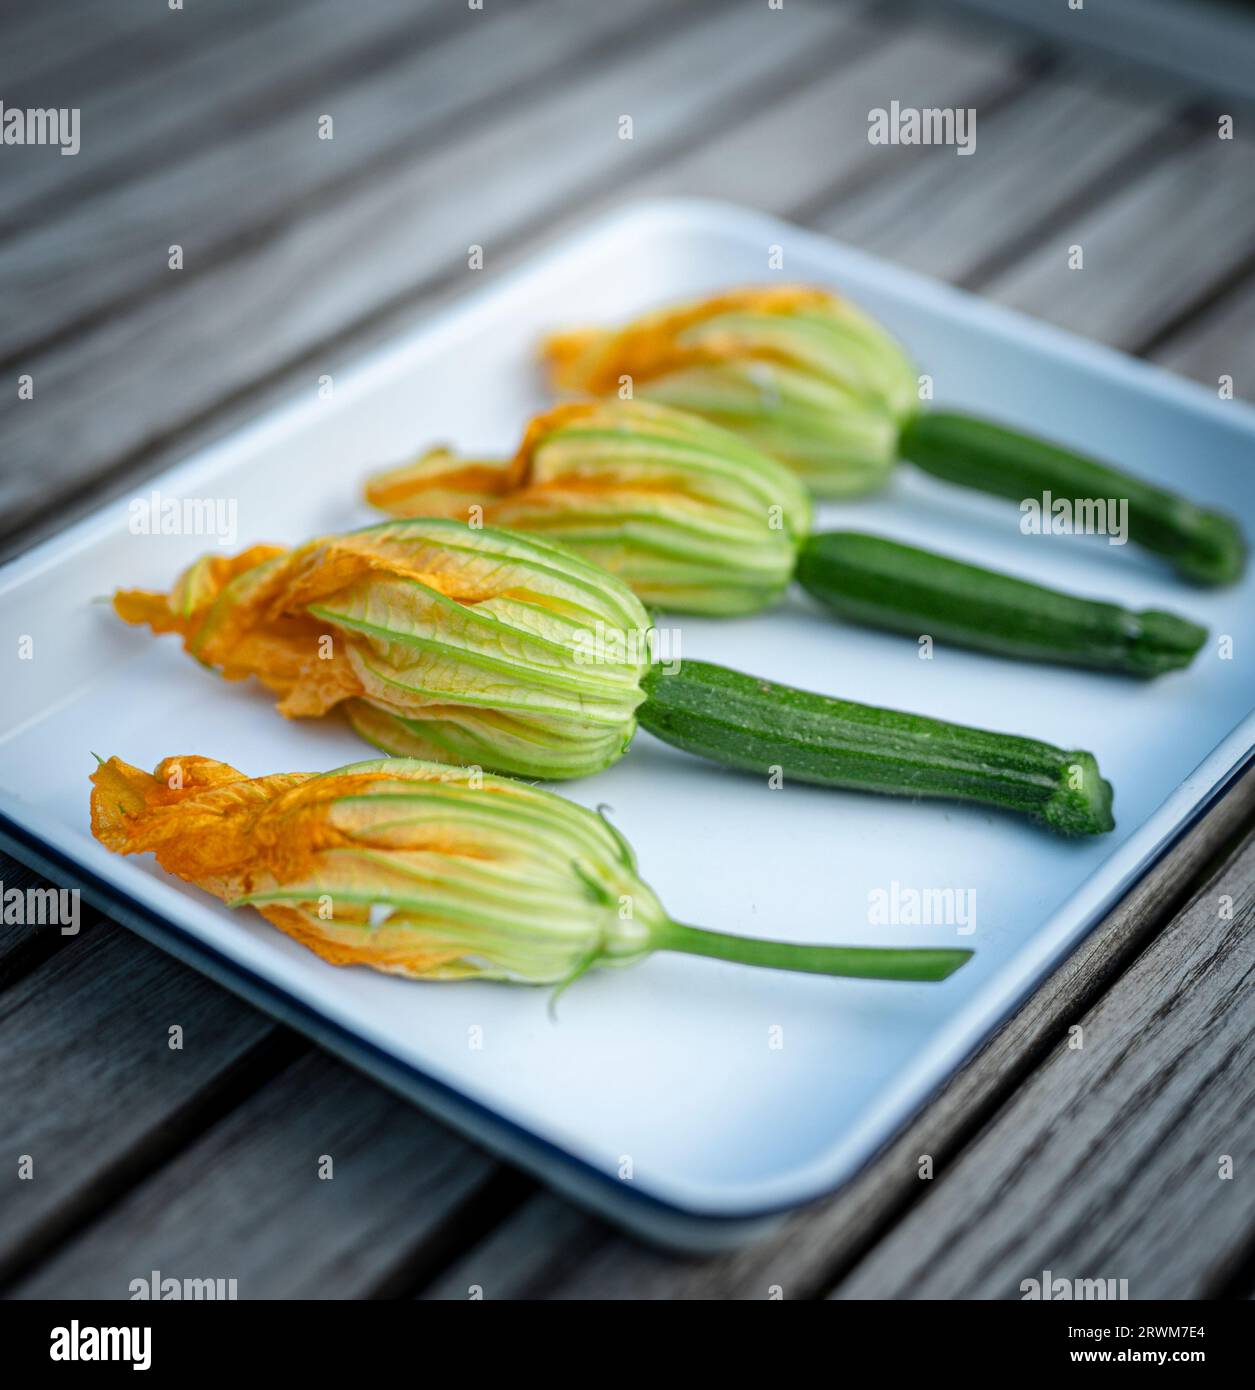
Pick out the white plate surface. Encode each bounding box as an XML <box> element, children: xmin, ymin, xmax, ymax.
<box><xmin>2</xmin><ymin>199</ymin><xmax>1253</xmax><ymax>1232</ymax></box>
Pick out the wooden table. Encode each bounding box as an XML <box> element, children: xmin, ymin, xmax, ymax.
<box><xmin>2</xmin><ymin>0</ymin><xmax>1252</xmax><ymax>1299</ymax></box>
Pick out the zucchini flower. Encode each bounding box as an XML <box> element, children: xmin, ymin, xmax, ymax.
<box><xmin>112</xmin><ymin>519</ymin><xmax>653</xmax><ymax>781</ymax></box>
<box><xmin>364</xmin><ymin>405</ymin><xmax>1207</xmax><ymax>678</ymax></box>
<box><xmin>364</xmin><ymin>400</ymin><xmax>811</xmax><ymax>616</ymax></box>
<box><xmin>542</xmin><ymin>286</ymin><xmax>917</xmax><ymax>497</ymax></box>
<box><xmin>90</xmin><ymin>754</ymin><xmax>972</xmax><ymax>986</ymax></box>
<box><xmin>113</xmin><ymin>520</ymin><xmax>1117</xmax><ymax>833</ymax></box>
<box><xmin>542</xmin><ymin>286</ymin><xmax>1246</xmax><ymax>585</ymax></box>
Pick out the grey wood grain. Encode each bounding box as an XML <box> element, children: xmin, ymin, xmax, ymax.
<box><xmin>1148</xmin><ymin>271</ymin><xmax>1255</xmax><ymax>400</ymax></box>
<box><xmin>626</xmin><ymin>15</ymin><xmax>1029</xmax><ymax>226</ymax></box>
<box><xmin>422</xmin><ymin>1190</ymin><xmax>611</xmax><ymax>1301</ymax></box>
<box><xmin>0</xmin><ymin>2</ymin><xmax>277</xmax><ymax>204</ymax></box>
<box><xmin>414</xmin><ymin>771</ymin><xmax>1255</xmax><ymax>1298</ymax></box>
<box><xmin>0</xmin><ymin>0</ymin><xmax>448</xmax><ymax>233</ymax></box>
<box><xmin>0</xmin><ymin>0</ymin><xmax>872</xmax><ymax>542</ymax></box>
<box><xmin>951</xmin><ymin>0</ymin><xmax>1255</xmax><ymax>109</ymax></box>
<box><xmin>979</xmin><ymin>129</ymin><xmax>1255</xmax><ymax>352</ymax></box>
<box><xmin>0</xmin><ymin>0</ymin><xmax>271</xmax><ymax>104</ymax></box>
<box><xmin>0</xmin><ymin>0</ymin><xmax>684</xmax><ymax>364</ymax></box>
<box><xmin>830</xmin><ymin>826</ymin><xmax>1255</xmax><ymax>1299</ymax></box>
<box><xmin>0</xmin><ymin>923</ymin><xmax>276</xmax><ymax>1286</ymax></box>
<box><xmin>11</xmin><ymin>1050</ymin><xmax>499</xmax><ymax>1299</ymax></box>
<box><xmin>815</xmin><ymin>60</ymin><xmax>1180</xmax><ymax>288</ymax></box>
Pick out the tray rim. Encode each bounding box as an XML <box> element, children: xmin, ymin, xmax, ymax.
<box><xmin>3</xmin><ymin>196</ymin><xmax>1254</xmax><ymax>1244</ymax></box>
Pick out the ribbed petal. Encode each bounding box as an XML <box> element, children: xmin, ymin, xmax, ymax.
<box><xmin>90</xmin><ymin>754</ymin><xmax>663</xmax><ymax>983</ymax></box>
<box><xmin>365</xmin><ymin>400</ymin><xmax>810</xmax><ymax>615</ymax></box>
<box><xmin>113</xmin><ymin>519</ymin><xmax>651</xmax><ymax>780</ymax></box>
<box><xmin>539</xmin><ymin>287</ymin><xmax>919</xmax><ymax>497</ymax></box>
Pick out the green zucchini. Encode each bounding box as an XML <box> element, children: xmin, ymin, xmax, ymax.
<box><xmin>898</xmin><ymin>411</ymin><xmax>1247</xmax><ymax>586</ymax></box>
<box><xmin>638</xmin><ymin>659</ymin><xmax>1114</xmax><ymax>836</ymax></box>
<box><xmin>795</xmin><ymin>531</ymin><xmax>1207</xmax><ymax>677</ymax></box>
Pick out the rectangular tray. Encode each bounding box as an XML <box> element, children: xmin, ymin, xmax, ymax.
<box><xmin>3</xmin><ymin>199</ymin><xmax>1253</xmax><ymax>1249</ymax></box>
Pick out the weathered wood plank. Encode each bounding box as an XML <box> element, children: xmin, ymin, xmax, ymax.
<box><xmin>0</xmin><ymin>0</ymin><xmax>448</xmax><ymax>231</ymax></box>
<box><xmin>0</xmin><ymin>0</ymin><xmax>876</xmax><ymax>542</ymax></box>
<box><xmin>0</xmin><ymin>0</ymin><xmax>272</xmax><ymax>103</ymax></box>
<box><xmin>830</xmin><ymin>827</ymin><xmax>1255</xmax><ymax>1300</ymax></box>
<box><xmin>979</xmin><ymin>128</ymin><xmax>1255</xmax><ymax>352</ymax></box>
<box><xmin>414</xmin><ymin>769</ymin><xmax>1255</xmax><ymax>1298</ymax></box>
<box><xmin>0</xmin><ymin>0</ymin><xmax>690</xmax><ymax>363</ymax></box>
<box><xmin>1147</xmin><ymin>270</ymin><xmax>1255</xmax><ymax>400</ymax></box>
<box><xmin>815</xmin><ymin>60</ymin><xmax>1179</xmax><ymax>288</ymax></box>
<box><xmin>955</xmin><ymin>0</ymin><xmax>1255</xmax><ymax>109</ymax></box>
<box><xmin>626</xmin><ymin>15</ymin><xmax>1030</xmax><ymax>226</ymax></box>
<box><xmin>0</xmin><ymin>924</ymin><xmax>277</xmax><ymax>1286</ymax></box>
<box><xmin>10</xmin><ymin>1050</ymin><xmax>501</xmax><ymax>1299</ymax></box>
<box><xmin>421</xmin><ymin>1191</ymin><xmax>609</xmax><ymax>1301</ymax></box>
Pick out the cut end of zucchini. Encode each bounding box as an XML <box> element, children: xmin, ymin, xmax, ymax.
<box><xmin>1172</xmin><ymin>509</ymin><xmax>1248</xmax><ymax>587</ymax></box>
<box><xmin>1129</xmin><ymin>609</ymin><xmax>1209</xmax><ymax>676</ymax></box>
<box><xmin>1040</xmin><ymin>752</ymin><xmax>1115</xmax><ymax>836</ymax></box>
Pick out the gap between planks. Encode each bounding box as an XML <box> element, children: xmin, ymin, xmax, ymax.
<box><xmin>0</xmin><ymin>920</ymin><xmax>303</xmax><ymax>1289</ymax></box>
<box><xmin>7</xmin><ymin>1048</ymin><xmax>509</xmax><ymax>1300</ymax></box>
<box><xmin>0</xmin><ymin>0</ymin><xmax>461</xmax><ymax>237</ymax></box>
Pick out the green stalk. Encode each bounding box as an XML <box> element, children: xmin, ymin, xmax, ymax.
<box><xmin>652</xmin><ymin>921</ymin><xmax>970</xmax><ymax>981</ymax></box>
<box><xmin>638</xmin><ymin>659</ymin><xmax>1114</xmax><ymax>835</ymax></box>
<box><xmin>795</xmin><ymin>530</ymin><xmax>1207</xmax><ymax>677</ymax></box>
<box><xmin>898</xmin><ymin>411</ymin><xmax>1247</xmax><ymax>586</ymax></box>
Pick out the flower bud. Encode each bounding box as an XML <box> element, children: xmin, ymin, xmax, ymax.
<box><xmin>90</xmin><ymin>754</ymin><xmax>972</xmax><ymax>988</ymax></box>
<box><xmin>541</xmin><ymin>286</ymin><xmax>919</xmax><ymax>496</ymax></box>
<box><xmin>90</xmin><ymin>755</ymin><xmax>660</xmax><ymax>983</ymax></box>
<box><xmin>364</xmin><ymin>400</ymin><xmax>811</xmax><ymax>616</ymax></box>
<box><xmin>112</xmin><ymin>519</ymin><xmax>652</xmax><ymax>780</ymax></box>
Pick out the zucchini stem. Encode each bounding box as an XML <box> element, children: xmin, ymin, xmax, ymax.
<box><xmin>898</xmin><ymin>411</ymin><xmax>1247</xmax><ymax>586</ymax></box>
<box><xmin>639</xmin><ymin>660</ymin><xmax>1115</xmax><ymax>836</ymax></box>
<box><xmin>653</xmin><ymin>920</ymin><xmax>971</xmax><ymax>981</ymax></box>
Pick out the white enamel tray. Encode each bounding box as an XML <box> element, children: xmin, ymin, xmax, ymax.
<box><xmin>2</xmin><ymin>200</ymin><xmax>1253</xmax><ymax>1250</ymax></box>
